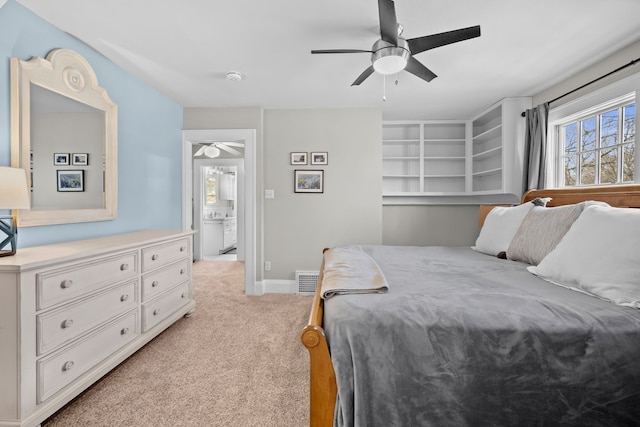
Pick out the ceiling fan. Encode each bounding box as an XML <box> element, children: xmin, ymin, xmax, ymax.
<box><xmin>193</xmin><ymin>141</ymin><xmax>244</xmax><ymax>158</ymax></box>
<box><xmin>311</xmin><ymin>0</ymin><xmax>481</xmax><ymax>86</ymax></box>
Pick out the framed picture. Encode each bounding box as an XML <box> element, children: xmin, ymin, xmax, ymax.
<box><xmin>311</xmin><ymin>152</ymin><xmax>328</xmax><ymax>165</ymax></box>
<box><xmin>54</xmin><ymin>153</ymin><xmax>69</xmax><ymax>166</ymax></box>
<box><xmin>72</xmin><ymin>153</ymin><xmax>89</xmax><ymax>166</ymax></box>
<box><xmin>290</xmin><ymin>152</ymin><xmax>307</xmax><ymax>165</ymax></box>
<box><xmin>57</xmin><ymin>170</ymin><xmax>84</xmax><ymax>192</ymax></box>
<box><xmin>295</xmin><ymin>169</ymin><xmax>324</xmax><ymax>193</ymax></box>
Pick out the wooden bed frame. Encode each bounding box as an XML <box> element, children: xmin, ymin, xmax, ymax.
<box><xmin>300</xmin><ymin>184</ymin><xmax>640</xmax><ymax>427</ymax></box>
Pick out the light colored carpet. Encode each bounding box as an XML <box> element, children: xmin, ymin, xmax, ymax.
<box><xmin>43</xmin><ymin>261</ymin><xmax>312</xmax><ymax>427</ymax></box>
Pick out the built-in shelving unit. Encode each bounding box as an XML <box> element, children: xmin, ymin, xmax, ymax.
<box><xmin>382</xmin><ymin>97</ymin><xmax>532</xmax><ymax>205</ymax></box>
<box><xmin>383</xmin><ymin>121</ymin><xmax>467</xmax><ymax>196</ymax></box>
<box><xmin>471</xmin><ymin>97</ymin><xmax>533</xmax><ymax>196</ymax></box>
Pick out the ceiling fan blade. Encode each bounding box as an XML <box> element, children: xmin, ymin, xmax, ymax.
<box><xmin>351</xmin><ymin>66</ymin><xmax>375</xmax><ymax>86</ymax></box>
<box><xmin>405</xmin><ymin>57</ymin><xmax>437</xmax><ymax>82</ymax></box>
<box><xmin>217</xmin><ymin>144</ymin><xmax>242</xmax><ymax>155</ymax></box>
<box><xmin>221</xmin><ymin>142</ymin><xmax>244</xmax><ymax>147</ymax></box>
<box><xmin>407</xmin><ymin>25</ymin><xmax>481</xmax><ymax>55</ymax></box>
<box><xmin>378</xmin><ymin>0</ymin><xmax>398</xmax><ymax>45</ymax></box>
<box><xmin>194</xmin><ymin>146</ymin><xmax>206</xmax><ymax>157</ymax></box>
<box><xmin>311</xmin><ymin>49</ymin><xmax>373</xmax><ymax>54</ymax></box>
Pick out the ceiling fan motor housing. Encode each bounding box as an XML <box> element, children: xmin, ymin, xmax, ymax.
<box><xmin>371</xmin><ymin>38</ymin><xmax>410</xmax><ymax>74</ymax></box>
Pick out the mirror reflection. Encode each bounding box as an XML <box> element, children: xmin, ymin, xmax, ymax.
<box><xmin>30</xmin><ymin>84</ymin><xmax>105</xmax><ymax>210</ymax></box>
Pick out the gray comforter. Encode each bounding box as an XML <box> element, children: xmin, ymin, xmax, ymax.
<box><xmin>323</xmin><ymin>245</ymin><xmax>640</xmax><ymax>426</ymax></box>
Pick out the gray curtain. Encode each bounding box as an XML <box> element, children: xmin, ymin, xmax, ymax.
<box><xmin>522</xmin><ymin>102</ymin><xmax>549</xmax><ymax>192</ymax></box>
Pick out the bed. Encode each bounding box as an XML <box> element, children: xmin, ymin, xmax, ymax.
<box><xmin>300</xmin><ymin>184</ymin><xmax>640</xmax><ymax>427</ymax></box>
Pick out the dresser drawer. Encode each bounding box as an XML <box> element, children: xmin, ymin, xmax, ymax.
<box><xmin>142</xmin><ymin>282</ymin><xmax>190</xmax><ymax>332</ymax></box>
<box><xmin>37</xmin><ymin>252</ymin><xmax>138</xmax><ymax>310</ymax></box>
<box><xmin>141</xmin><ymin>238</ymin><xmax>190</xmax><ymax>272</ymax></box>
<box><xmin>36</xmin><ymin>280</ymin><xmax>138</xmax><ymax>356</ymax></box>
<box><xmin>37</xmin><ymin>310</ymin><xmax>139</xmax><ymax>403</ymax></box>
<box><xmin>141</xmin><ymin>259</ymin><xmax>190</xmax><ymax>302</ymax></box>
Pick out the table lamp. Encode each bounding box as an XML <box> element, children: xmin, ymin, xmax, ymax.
<box><xmin>0</xmin><ymin>167</ymin><xmax>31</xmax><ymax>257</ymax></box>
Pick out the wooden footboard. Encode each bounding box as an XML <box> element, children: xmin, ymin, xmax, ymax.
<box><xmin>301</xmin><ymin>184</ymin><xmax>640</xmax><ymax>427</ymax></box>
<box><xmin>300</xmin><ymin>249</ymin><xmax>336</xmax><ymax>427</ymax></box>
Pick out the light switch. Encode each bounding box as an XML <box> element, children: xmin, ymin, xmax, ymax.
<box><xmin>265</xmin><ymin>189</ymin><xmax>275</xmax><ymax>199</ymax></box>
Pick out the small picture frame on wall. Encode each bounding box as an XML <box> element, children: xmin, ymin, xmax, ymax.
<box><xmin>57</xmin><ymin>170</ymin><xmax>84</xmax><ymax>192</ymax></box>
<box><xmin>72</xmin><ymin>153</ymin><xmax>89</xmax><ymax>166</ymax></box>
<box><xmin>290</xmin><ymin>152</ymin><xmax>307</xmax><ymax>165</ymax></box>
<box><xmin>294</xmin><ymin>169</ymin><xmax>324</xmax><ymax>193</ymax></box>
<box><xmin>54</xmin><ymin>153</ymin><xmax>70</xmax><ymax>166</ymax></box>
<box><xmin>311</xmin><ymin>152</ymin><xmax>328</xmax><ymax>165</ymax></box>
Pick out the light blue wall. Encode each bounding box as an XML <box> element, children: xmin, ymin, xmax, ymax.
<box><xmin>0</xmin><ymin>0</ymin><xmax>184</xmax><ymax>247</ymax></box>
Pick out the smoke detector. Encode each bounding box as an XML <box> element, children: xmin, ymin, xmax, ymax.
<box><xmin>226</xmin><ymin>71</ymin><xmax>244</xmax><ymax>82</ymax></box>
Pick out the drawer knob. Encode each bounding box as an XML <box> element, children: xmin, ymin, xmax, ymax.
<box><xmin>120</xmin><ymin>294</ymin><xmax>129</xmax><ymax>302</ymax></box>
<box><xmin>181</xmin><ymin>292</ymin><xmax>187</xmax><ymax>299</ymax></box>
<box><xmin>60</xmin><ymin>279</ymin><xmax>73</xmax><ymax>289</ymax></box>
<box><xmin>180</xmin><ymin>269</ymin><xmax>185</xmax><ymax>275</ymax></box>
<box><xmin>121</xmin><ymin>327</ymin><xmax>130</xmax><ymax>335</ymax></box>
<box><xmin>151</xmin><ymin>254</ymin><xmax>159</xmax><ymax>261</ymax></box>
<box><xmin>180</xmin><ymin>246</ymin><xmax>186</xmax><ymax>252</ymax></box>
<box><xmin>120</xmin><ymin>263</ymin><xmax>129</xmax><ymax>271</ymax></box>
<box><xmin>153</xmin><ymin>308</ymin><xmax>160</xmax><ymax>316</ymax></box>
<box><xmin>61</xmin><ymin>319</ymin><xmax>74</xmax><ymax>329</ymax></box>
<box><xmin>152</xmin><ymin>280</ymin><xmax>159</xmax><ymax>287</ymax></box>
<box><xmin>62</xmin><ymin>361</ymin><xmax>74</xmax><ymax>372</ymax></box>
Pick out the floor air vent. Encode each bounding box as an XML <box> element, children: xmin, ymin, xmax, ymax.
<box><xmin>296</xmin><ymin>271</ymin><xmax>319</xmax><ymax>294</ymax></box>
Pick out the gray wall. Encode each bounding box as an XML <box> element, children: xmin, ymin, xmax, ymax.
<box><xmin>383</xmin><ymin>205</ymin><xmax>481</xmax><ymax>247</ymax></box>
<box><xmin>533</xmin><ymin>40</ymin><xmax>640</xmax><ymax>108</ymax></box>
<box><xmin>183</xmin><ymin>107</ymin><xmax>383</xmax><ymax>282</ymax></box>
<box><xmin>263</xmin><ymin>108</ymin><xmax>382</xmax><ymax>279</ymax></box>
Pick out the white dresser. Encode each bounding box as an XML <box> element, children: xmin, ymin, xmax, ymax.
<box><xmin>0</xmin><ymin>230</ymin><xmax>196</xmax><ymax>427</ymax></box>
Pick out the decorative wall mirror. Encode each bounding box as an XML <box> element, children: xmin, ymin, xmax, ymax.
<box><xmin>11</xmin><ymin>48</ymin><xmax>117</xmax><ymax>227</ymax></box>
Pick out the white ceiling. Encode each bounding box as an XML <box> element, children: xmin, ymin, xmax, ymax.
<box><xmin>16</xmin><ymin>0</ymin><xmax>640</xmax><ymax>120</ymax></box>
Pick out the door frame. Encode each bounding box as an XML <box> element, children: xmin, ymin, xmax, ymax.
<box><xmin>182</xmin><ymin>129</ymin><xmax>257</xmax><ymax>295</ymax></box>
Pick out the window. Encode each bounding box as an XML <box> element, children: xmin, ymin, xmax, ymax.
<box><xmin>206</xmin><ymin>176</ymin><xmax>217</xmax><ymax>204</ymax></box>
<box><xmin>555</xmin><ymin>96</ymin><xmax>635</xmax><ymax>187</ymax></box>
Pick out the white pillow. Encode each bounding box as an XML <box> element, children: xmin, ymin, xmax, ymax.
<box><xmin>528</xmin><ymin>205</ymin><xmax>640</xmax><ymax>308</ymax></box>
<box><xmin>474</xmin><ymin>198</ymin><xmax>550</xmax><ymax>257</ymax></box>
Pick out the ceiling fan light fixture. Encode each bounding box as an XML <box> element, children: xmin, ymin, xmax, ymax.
<box><xmin>203</xmin><ymin>146</ymin><xmax>221</xmax><ymax>158</ymax></box>
<box><xmin>371</xmin><ymin>39</ymin><xmax>410</xmax><ymax>75</ymax></box>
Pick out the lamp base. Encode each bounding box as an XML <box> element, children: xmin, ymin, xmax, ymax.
<box><xmin>0</xmin><ymin>215</ymin><xmax>18</xmax><ymax>257</ymax></box>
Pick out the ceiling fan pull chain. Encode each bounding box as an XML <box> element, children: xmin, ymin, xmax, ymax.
<box><xmin>382</xmin><ymin>74</ymin><xmax>386</xmax><ymax>102</ymax></box>
<box><xmin>395</xmin><ymin>72</ymin><xmax>399</xmax><ymax>86</ymax></box>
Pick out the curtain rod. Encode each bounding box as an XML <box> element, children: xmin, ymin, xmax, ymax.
<box><xmin>521</xmin><ymin>57</ymin><xmax>640</xmax><ymax>117</ymax></box>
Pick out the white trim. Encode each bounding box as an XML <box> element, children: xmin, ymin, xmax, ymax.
<box><xmin>262</xmin><ymin>279</ymin><xmax>297</xmax><ymax>294</ymax></box>
<box><xmin>182</xmin><ymin>129</ymin><xmax>257</xmax><ymax>295</ymax></box>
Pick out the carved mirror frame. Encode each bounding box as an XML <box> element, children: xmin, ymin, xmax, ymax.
<box><xmin>11</xmin><ymin>48</ymin><xmax>117</xmax><ymax>227</ymax></box>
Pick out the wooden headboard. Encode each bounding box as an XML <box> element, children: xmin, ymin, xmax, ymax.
<box><xmin>522</xmin><ymin>184</ymin><xmax>640</xmax><ymax>208</ymax></box>
<box><xmin>479</xmin><ymin>184</ymin><xmax>640</xmax><ymax>227</ymax></box>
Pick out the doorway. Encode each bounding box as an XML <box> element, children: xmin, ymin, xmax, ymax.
<box><xmin>182</xmin><ymin>129</ymin><xmax>257</xmax><ymax>295</ymax></box>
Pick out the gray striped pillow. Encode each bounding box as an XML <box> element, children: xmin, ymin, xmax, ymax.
<box><xmin>506</xmin><ymin>203</ymin><xmax>587</xmax><ymax>265</ymax></box>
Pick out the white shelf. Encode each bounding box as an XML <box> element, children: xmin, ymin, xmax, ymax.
<box><xmin>473</xmin><ymin>167</ymin><xmax>502</xmax><ymax>177</ymax></box>
<box><xmin>473</xmin><ymin>146</ymin><xmax>502</xmax><ymax>160</ymax></box>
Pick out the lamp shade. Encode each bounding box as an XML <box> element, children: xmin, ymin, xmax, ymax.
<box><xmin>0</xmin><ymin>167</ymin><xmax>31</xmax><ymax>210</ymax></box>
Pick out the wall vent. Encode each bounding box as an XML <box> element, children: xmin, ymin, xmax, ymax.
<box><xmin>296</xmin><ymin>271</ymin><xmax>319</xmax><ymax>294</ymax></box>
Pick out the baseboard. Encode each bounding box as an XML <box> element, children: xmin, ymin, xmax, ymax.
<box><xmin>263</xmin><ymin>279</ymin><xmax>296</xmax><ymax>294</ymax></box>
